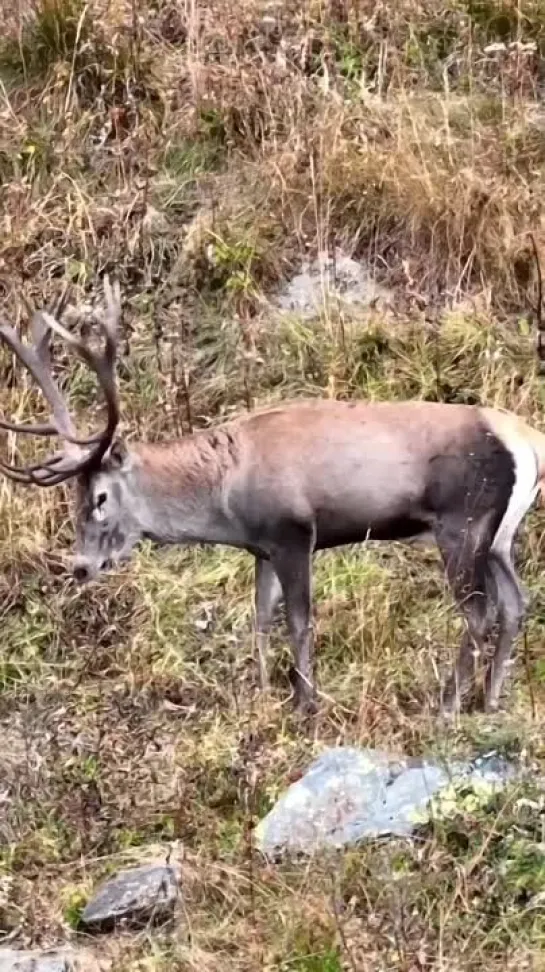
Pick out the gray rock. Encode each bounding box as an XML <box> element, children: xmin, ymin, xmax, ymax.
<box><xmin>274</xmin><ymin>248</ymin><xmax>392</xmax><ymax>318</ymax></box>
<box><xmin>80</xmin><ymin>861</ymin><xmax>181</xmax><ymax>930</ymax></box>
<box><xmin>0</xmin><ymin>949</ymin><xmax>100</xmax><ymax>972</ymax></box>
<box><xmin>256</xmin><ymin>746</ymin><xmax>516</xmax><ymax>857</ymax></box>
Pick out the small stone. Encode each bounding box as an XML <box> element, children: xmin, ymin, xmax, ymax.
<box><xmin>80</xmin><ymin>862</ymin><xmax>181</xmax><ymax>931</ymax></box>
<box><xmin>0</xmin><ymin>948</ymin><xmax>101</xmax><ymax>972</ymax></box>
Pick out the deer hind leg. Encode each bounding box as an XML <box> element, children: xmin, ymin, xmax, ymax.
<box><xmin>271</xmin><ymin>533</ymin><xmax>315</xmax><ymax>712</ymax></box>
<box><xmin>437</xmin><ymin>516</ymin><xmax>497</xmax><ymax>715</ymax></box>
<box><xmin>484</xmin><ymin>550</ymin><xmax>527</xmax><ymax>713</ymax></box>
<box><xmin>254</xmin><ymin>557</ymin><xmax>283</xmax><ymax>690</ymax></box>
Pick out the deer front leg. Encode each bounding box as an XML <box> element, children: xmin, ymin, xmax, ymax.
<box><xmin>254</xmin><ymin>556</ymin><xmax>283</xmax><ymax>690</ymax></box>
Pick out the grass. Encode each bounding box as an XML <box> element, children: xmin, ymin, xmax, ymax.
<box><xmin>2</xmin><ymin>0</ymin><xmax>545</xmax><ymax>969</ymax></box>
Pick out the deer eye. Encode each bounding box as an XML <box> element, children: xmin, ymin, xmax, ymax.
<box><xmin>94</xmin><ymin>492</ymin><xmax>108</xmax><ymax>521</ymax></box>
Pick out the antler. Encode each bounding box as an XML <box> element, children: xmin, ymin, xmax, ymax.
<box><xmin>0</xmin><ymin>277</ymin><xmax>121</xmax><ymax>486</ymax></box>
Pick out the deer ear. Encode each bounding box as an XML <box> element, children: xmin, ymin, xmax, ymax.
<box><xmin>108</xmin><ymin>438</ymin><xmax>130</xmax><ymax>470</ymax></box>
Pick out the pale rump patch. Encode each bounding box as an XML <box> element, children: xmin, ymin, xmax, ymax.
<box><xmin>491</xmin><ymin>433</ymin><xmax>539</xmax><ymax>558</ymax></box>
<box><xmin>479</xmin><ymin>407</ymin><xmax>541</xmax><ymax>556</ymax></box>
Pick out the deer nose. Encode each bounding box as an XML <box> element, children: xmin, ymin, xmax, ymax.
<box><xmin>73</xmin><ymin>563</ymin><xmax>90</xmax><ymax>584</ymax></box>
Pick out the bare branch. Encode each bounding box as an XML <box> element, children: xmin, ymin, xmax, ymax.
<box><xmin>529</xmin><ymin>233</ymin><xmax>545</xmax><ymax>375</ymax></box>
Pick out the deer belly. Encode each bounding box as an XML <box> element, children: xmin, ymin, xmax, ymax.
<box><xmin>311</xmin><ymin>467</ymin><xmax>429</xmax><ymax>549</ymax></box>
<box><xmin>314</xmin><ymin>507</ymin><xmax>430</xmax><ymax>550</ymax></box>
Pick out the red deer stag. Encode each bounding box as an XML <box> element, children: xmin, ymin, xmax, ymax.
<box><xmin>1</xmin><ymin>273</ymin><xmax>544</xmax><ymax>715</ymax></box>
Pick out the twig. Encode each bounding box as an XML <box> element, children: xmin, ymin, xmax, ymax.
<box><xmin>330</xmin><ymin>867</ymin><xmax>358</xmax><ymax>972</ymax></box>
<box><xmin>522</xmin><ymin>629</ymin><xmax>536</xmax><ymax>721</ymax></box>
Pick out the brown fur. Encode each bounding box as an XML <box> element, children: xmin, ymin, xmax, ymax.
<box><xmin>240</xmin><ymin>399</ymin><xmax>483</xmax><ymax>457</ymax></box>
<box><xmin>132</xmin><ymin>427</ymin><xmax>241</xmax><ymax>495</ymax></box>
<box><xmin>133</xmin><ymin>400</ymin><xmax>487</xmax><ymax>488</ymax></box>
<box><xmin>69</xmin><ymin>397</ymin><xmax>540</xmax><ymax>714</ymax></box>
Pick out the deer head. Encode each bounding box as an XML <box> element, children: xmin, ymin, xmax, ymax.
<box><xmin>0</xmin><ymin>278</ymin><xmax>141</xmax><ymax>581</ymax></box>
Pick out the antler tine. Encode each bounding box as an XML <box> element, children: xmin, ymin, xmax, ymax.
<box><xmin>0</xmin><ymin>446</ymin><xmax>95</xmax><ymax>486</ymax></box>
<box><xmin>0</xmin><ymin>418</ymin><xmax>61</xmax><ymax>436</ymax></box>
<box><xmin>29</xmin><ymin>284</ymin><xmax>70</xmax><ymax>353</ymax></box>
<box><xmin>0</xmin><ymin>277</ymin><xmax>122</xmax><ymax>487</ymax></box>
<box><xmin>2</xmin><ymin>284</ymin><xmax>73</xmax><ymax>439</ymax></box>
<box><xmin>0</xmin><ymin>452</ymin><xmax>71</xmax><ymax>486</ymax></box>
<box><xmin>0</xmin><ymin>460</ymin><xmax>34</xmax><ymax>485</ymax></box>
<box><xmin>103</xmin><ymin>275</ymin><xmax>121</xmax><ymax>331</ymax></box>
<box><xmin>0</xmin><ymin>317</ymin><xmax>59</xmax><ymax>439</ymax></box>
<box><xmin>30</xmin><ymin>284</ymin><xmax>93</xmax><ymax>445</ymax></box>
<box><xmin>39</xmin><ymin>275</ymin><xmax>121</xmax><ymax>465</ymax></box>
<box><xmin>94</xmin><ymin>274</ymin><xmax>121</xmax><ymax>449</ymax></box>
<box><xmin>0</xmin><ymin>312</ymin><xmax>95</xmax><ymax>446</ymax></box>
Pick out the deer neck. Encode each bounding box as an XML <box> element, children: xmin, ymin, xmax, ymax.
<box><xmin>126</xmin><ymin>437</ymin><xmax>238</xmax><ymax>547</ymax></box>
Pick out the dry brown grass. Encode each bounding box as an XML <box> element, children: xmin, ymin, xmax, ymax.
<box><xmin>2</xmin><ymin>1</ymin><xmax>545</xmax><ymax>969</ymax></box>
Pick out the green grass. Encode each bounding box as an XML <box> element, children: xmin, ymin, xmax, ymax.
<box><xmin>2</xmin><ymin>0</ymin><xmax>545</xmax><ymax>969</ymax></box>
<box><xmin>1</xmin><ymin>310</ymin><xmax>545</xmax><ymax>969</ymax></box>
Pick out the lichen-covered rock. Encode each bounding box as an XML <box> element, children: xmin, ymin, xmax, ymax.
<box><xmin>274</xmin><ymin>249</ymin><xmax>392</xmax><ymax>318</ymax></box>
<box><xmin>80</xmin><ymin>861</ymin><xmax>181</xmax><ymax>931</ymax></box>
<box><xmin>0</xmin><ymin>948</ymin><xmax>101</xmax><ymax>971</ymax></box>
<box><xmin>256</xmin><ymin>746</ymin><xmax>515</xmax><ymax>857</ymax></box>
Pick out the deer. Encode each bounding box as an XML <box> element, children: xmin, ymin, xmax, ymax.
<box><xmin>1</xmin><ymin>268</ymin><xmax>545</xmax><ymax>717</ymax></box>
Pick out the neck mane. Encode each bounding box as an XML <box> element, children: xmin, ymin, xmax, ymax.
<box><xmin>123</xmin><ymin>427</ymin><xmax>241</xmax><ymax>546</ymax></box>
<box><xmin>131</xmin><ymin>425</ymin><xmax>239</xmax><ymax>493</ymax></box>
